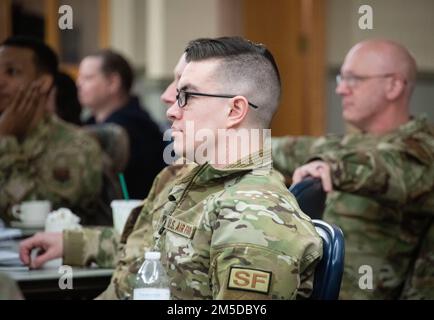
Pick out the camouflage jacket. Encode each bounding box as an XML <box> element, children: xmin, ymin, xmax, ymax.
<box><xmin>399</xmin><ymin>219</ymin><xmax>433</xmax><ymax>300</ymax></box>
<box><xmin>272</xmin><ymin>115</ymin><xmax>434</xmax><ymax>299</ymax></box>
<box><xmin>64</xmin><ymin>150</ymin><xmax>322</xmax><ymax>300</ymax></box>
<box><xmin>0</xmin><ymin>115</ymin><xmax>103</xmax><ymax>225</ymax></box>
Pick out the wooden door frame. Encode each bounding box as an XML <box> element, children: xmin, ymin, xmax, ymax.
<box><xmin>243</xmin><ymin>0</ymin><xmax>326</xmax><ymax>136</ymax></box>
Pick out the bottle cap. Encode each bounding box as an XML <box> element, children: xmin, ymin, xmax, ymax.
<box><xmin>145</xmin><ymin>251</ymin><xmax>161</xmax><ymax>260</ymax></box>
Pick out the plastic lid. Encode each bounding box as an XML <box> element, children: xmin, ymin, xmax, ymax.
<box><xmin>145</xmin><ymin>251</ymin><xmax>161</xmax><ymax>260</ymax></box>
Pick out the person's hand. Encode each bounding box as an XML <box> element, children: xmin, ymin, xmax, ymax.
<box><xmin>19</xmin><ymin>232</ymin><xmax>63</xmax><ymax>269</ymax></box>
<box><xmin>0</xmin><ymin>81</ymin><xmax>48</xmax><ymax>138</ymax></box>
<box><xmin>292</xmin><ymin>160</ymin><xmax>333</xmax><ymax>192</ymax></box>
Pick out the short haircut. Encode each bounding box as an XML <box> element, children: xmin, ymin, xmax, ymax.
<box><xmin>1</xmin><ymin>36</ymin><xmax>58</xmax><ymax>77</ymax></box>
<box><xmin>185</xmin><ymin>37</ymin><xmax>281</xmax><ymax>127</ymax></box>
<box><xmin>90</xmin><ymin>50</ymin><xmax>134</xmax><ymax>94</ymax></box>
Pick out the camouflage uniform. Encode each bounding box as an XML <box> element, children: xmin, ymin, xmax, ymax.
<box><xmin>63</xmin><ymin>150</ymin><xmax>322</xmax><ymax>300</ymax></box>
<box><xmin>0</xmin><ymin>273</ymin><xmax>23</xmax><ymax>300</ymax></box>
<box><xmin>272</xmin><ymin>115</ymin><xmax>434</xmax><ymax>299</ymax></box>
<box><xmin>0</xmin><ymin>115</ymin><xmax>104</xmax><ymax>225</ymax></box>
<box><xmin>400</xmin><ymin>220</ymin><xmax>434</xmax><ymax>299</ymax></box>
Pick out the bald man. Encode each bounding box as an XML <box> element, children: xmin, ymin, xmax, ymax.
<box><xmin>273</xmin><ymin>39</ymin><xmax>434</xmax><ymax>299</ymax></box>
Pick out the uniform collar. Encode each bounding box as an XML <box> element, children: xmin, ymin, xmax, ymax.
<box><xmin>177</xmin><ymin>148</ymin><xmax>272</xmax><ymax>186</ymax></box>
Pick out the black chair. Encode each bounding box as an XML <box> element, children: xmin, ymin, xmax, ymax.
<box><xmin>310</xmin><ymin>219</ymin><xmax>345</xmax><ymax>300</ymax></box>
<box><xmin>288</xmin><ymin>177</ymin><xmax>326</xmax><ymax>219</ymax></box>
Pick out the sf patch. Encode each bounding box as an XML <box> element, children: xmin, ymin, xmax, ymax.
<box><xmin>227</xmin><ymin>266</ymin><xmax>272</xmax><ymax>294</ymax></box>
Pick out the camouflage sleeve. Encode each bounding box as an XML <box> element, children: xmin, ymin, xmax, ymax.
<box><xmin>400</xmin><ymin>220</ymin><xmax>434</xmax><ymax>300</ymax></box>
<box><xmin>210</xmin><ymin>245</ymin><xmax>320</xmax><ymax>300</ymax></box>
<box><xmin>0</xmin><ymin>136</ymin><xmax>30</xmax><ymax>218</ymax></box>
<box><xmin>209</xmin><ymin>191</ymin><xmax>322</xmax><ymax>300</ymax></box>
<box><xmin>58</xmin><ymin>130</ymin><xmax>104</xmax><ymax>222</ymax></box>
<box><xmin>0</xmin><ymin>120</ymin><xmax>104</xmax><ymax>225</ymax></box>
<box><xmin>63</xmin><ymin>227</ymin><xmax>119</xmax><ymax>268</ymax></box>
<box><xmin>316</xmin><ymin>141</ymin><xmax>434</xmax><ymax>206</ymax></box>
<box><xmin>0</xmin><ymin>136</ymin><xmax>20</xmax><ymax>172</ymax></box>
<box><xmin>83</xmin><ymin>123</ymin><xmax>130</xmax><ymax>174</ymax></box>
<box><xmin>272</xmin><ymin>136</ymin><xmax>318</xmax><ymax>177</ymax></box>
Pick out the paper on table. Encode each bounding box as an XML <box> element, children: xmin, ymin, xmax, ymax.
<box><xmin>0</xmin><ymin>250</ymin><xmax>24</xmax><ymax>267</ymax></box>
<box><xmin>0</xmin><ymin>265</ymin><xmax>29</xmax><ymax>271</ymax></box>
<box><xmin>0</xmin><ymin>228</ymin><xmax>23</xmax><ymax>241</ymax></box>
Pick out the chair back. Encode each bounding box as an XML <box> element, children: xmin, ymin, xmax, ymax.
<box><xmin>288</xmin><ymin>177</ymin><xmax>326</xmax><ymax>219</ymax></box>
<box><xmin>310</xmin><ymin>219</ymin><xmax>345</xmax><ymax>300</ymax></box>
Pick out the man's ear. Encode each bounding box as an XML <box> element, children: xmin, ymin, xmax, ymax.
<box><xmin>38</xmin><ymin>74</ymin><xmax>54</xmax><ymax>94</ymax></box>
<box><xmin>386</xmin><ymin>77</ymin><xmax>406</xmax><ymax>100</ymax></box>
<box><xmin>107</xmin><ymin>73</ymin><xmax>122</xmax><ymax>94</ymax></box>
<box><xmin>226</xmin><ymin>96</ymin><xmax>249</xmax><ymax>129</ymax></box>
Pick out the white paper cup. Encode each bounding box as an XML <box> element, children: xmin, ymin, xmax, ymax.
<box><xmin>111</xmin><ymin>200</ymin><xmax>142</xmax><ymax>235</ymax></box>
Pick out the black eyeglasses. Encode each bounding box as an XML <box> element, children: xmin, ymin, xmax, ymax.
<box><xmin>176</xmin><ymin>89</ymin><xmax>259</xmax><ymax>109</ymax></box>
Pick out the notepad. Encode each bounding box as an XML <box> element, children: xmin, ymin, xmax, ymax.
<box><xmin>0</xmin><ymin>250</ymin><xmax>24</xmax><ymax>266</ymax></box>
<box><xmin>0</xmin><ymin>228</ymin><xmax>23</xmax><ymax>241</ymax></box>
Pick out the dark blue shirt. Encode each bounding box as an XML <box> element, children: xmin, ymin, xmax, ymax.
<box><xmin>86</xmin><ymin>96</ymin><xmax>166</xmax><ymax>199</ymax></box>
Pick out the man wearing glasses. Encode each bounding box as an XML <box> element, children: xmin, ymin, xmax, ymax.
<box><xmin>21</xmin><ymin>37</ymin><xmax>322</xmax><ymax>300</ymax></box>
<box><xmin>272</xmin><ymin>39</ymin><xmax>434</xmax><ymax>299</ymax></box>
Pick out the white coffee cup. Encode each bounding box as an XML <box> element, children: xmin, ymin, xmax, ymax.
<box><xmin>111</xmin><ymin>200</ymin><xmax>142</xmax><ymax>235</ymax></box>
<box><xmin>12</xmin><ymin>200</ymin><xmax>52</xmax><ymax>226</ymax></box>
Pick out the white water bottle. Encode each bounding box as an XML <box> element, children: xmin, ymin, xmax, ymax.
<box><xmin>133</xmin><ymin>251</ymin><xmax>171</xmax><ymax>300</ymax></box>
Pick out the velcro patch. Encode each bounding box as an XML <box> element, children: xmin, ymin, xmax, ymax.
<box><xmin>227</xmin><ymin>266</ymin><xmax>272</xmax><ymax>294</ymax></box>
<box><xmin>164</xmin><ymin>216</ymin><xmax>196</xmax><ymax>239</ymax></box>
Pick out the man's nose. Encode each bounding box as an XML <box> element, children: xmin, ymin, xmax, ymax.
<box><xmin>335</xmin><ymin>81</ymin><xmax>350</xmax><ymax>96</ymax></box>
<box><xmin>166</xmin><ymin>101</ymin><xmax>182</xmax><ymax>122</ymax></box>
<box><xmin>160</xmin><ymin>81</ymin><xmax>176</xmax><ymax>107</ymax></box>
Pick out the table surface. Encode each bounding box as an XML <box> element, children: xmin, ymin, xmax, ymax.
<box><xmin>3</xmin><ymin>266</ymin><xmax>114</xmax><ymax>282</ymax></box>
<box><xmin>1</xmin><ymin>233</ymin><xmax>114</xmax><ymax>299</ymax></box>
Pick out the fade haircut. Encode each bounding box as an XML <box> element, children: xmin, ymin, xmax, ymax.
<box><xmin>90</xmin><ymin>49</ymin><xmax>134</xmax><ymax>94</ymax></box>
<box><xmin>2</xmin><ymin>36</ymin><xmax>58</xmax><ymax>78</ymax></box>
<box><xmin>185</xmin><ymin>37</ymin><xmax>281</xmax><ymax>128</ymax></box>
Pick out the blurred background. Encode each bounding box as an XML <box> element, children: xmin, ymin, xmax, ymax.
<box><xmin>1</xmin><ymin>0</ymin><xmax>433</xmax><ymax>136</ymax></box>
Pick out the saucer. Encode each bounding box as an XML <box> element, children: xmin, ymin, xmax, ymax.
<box><xmin>10</xmin><ymin>221</ymin><xmax>45</xmax><ymax>229</ymax></box>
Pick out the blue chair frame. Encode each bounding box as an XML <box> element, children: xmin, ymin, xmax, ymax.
<box><xmin>310</xmin><ymin>219</ymin><xmax>345</xmax><ymax>300</ymax></box>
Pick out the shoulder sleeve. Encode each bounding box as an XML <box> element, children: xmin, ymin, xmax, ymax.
<box><xmin>210</xmin><ymin>187</ymin><xmax>322</xmax><ymax>299</ymax></box>
<box><xmin>0</xmin><ymin>136</ymin><xmax>20</xmax><ymax>171</ymax></box>
<box><xmin>317</xmin><ymin>134</ymin><xmax>434</xmax><ymax>206</ymax></box>
<box><xmin>272</xmin><ymin>136</ymin><xmax>339</xmax><ymax>177</ymax></box>
<box><xmin>400</xmin><ymin>220</ymin><xmax>434</xmax><ymax>299</ymax></box>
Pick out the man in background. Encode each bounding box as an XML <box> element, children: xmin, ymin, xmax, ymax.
<box><xmin>273</xmin><ymin>39</ymin><xmax>434</xmax><ymax>299</ymax></box>
<box><xmin>76</xmin><ymin>50</ymin><xmax>166</xmax><ymax>199</ymax></box>
<box><xmin>0</xmin><ymin>36</ymin><xmax>104</xmax><ymax>225</ymax></box>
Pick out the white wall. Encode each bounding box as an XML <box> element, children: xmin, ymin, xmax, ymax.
<box><xmin>326</xmin><ymin>0</ymin><xmax>434</xmax><ymax>133</ymax></box>
<box><xmin>327</xmin><ymin>0</ymin><xmax>434</xmax><ymax>71</ymax></box>
<box><xmin>109</xmin><ymin>0</ymin><xmax>242</xmax><ymax>126</ymax></box>
<box><xmin>110</xmin><ymin>0</ymin><xmax>229</xmax><ymax>78</ymax></box>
